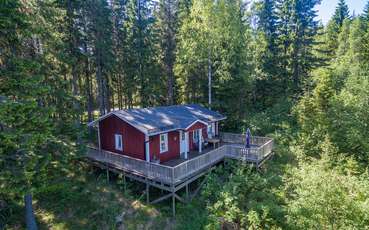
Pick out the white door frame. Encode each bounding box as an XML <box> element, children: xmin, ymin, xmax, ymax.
<box><xmin>179</xmin><ymin>130</ymin><xmax>189</xmax><ymax>159</ymax></box>
<box><xmin>145</xmin><ymin>135</ymin><xmax>150</xmax><ymax>162</ymax></box>
<box><xmin>179</xmin><ymin>131</ymin><xmax>186</xmax><ymax>154</ymax></box>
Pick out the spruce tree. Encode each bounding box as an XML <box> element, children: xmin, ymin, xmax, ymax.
<box><xmin>276</xmin><ymin>0</ymin><xmax>322</xmax><ymax>92</ymax></box>
<box><xmin>362</xmin><ymin>1</ymin><xmax>369</xmax><ymax>22</ymax></box>
<box><xmin>254</xmin><ymin>0</ymin><xmax>282</xmax><ymax>106</ymax></box>
<box><xmin>0</xmin><ymin>0</ymin><xmax>76</xmax><ymax>201</ymax></box>
<box><xmin>124</xmin><ymin>0</ymin><xmax>161</xmax><ymax>107</ymax></box>
<box><xmin>157</xmin><ymin>0</ymin><xmax>179</xmax><ymax>105</ymax></box>
<box><xmin>332</xmin><ymin>0</ymin><xmax>350</xmax><ymax>27</ymax></box>
<box><xmin>322</xmin><ymin>0</ymin><xmax>351</xmax><ymax>61</ymax></box>
<box><xmin>87</xmin><ymin>0</ymin><xmax>115</xmax><ymax>114</ymax></box>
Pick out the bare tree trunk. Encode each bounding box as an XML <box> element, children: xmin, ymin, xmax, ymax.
<box><xmin>118</xmin><ymin>74</ymin><xmax>123</xmax><ymax>109</ymax></box>
<box><xmin>167</xmin><ymin>65</ymin><xmax>174</xmax><ymax>105</ymax></box>
<box><xmin>208</xmin><ymin>50</ymin><xmax>212</xmax><ymax>109</ymax></box>
<box><xmin>104</xmin><ymin>76</ymin><xmax>111</xmax><ymax>112</ymax></box>
<box><xmin>85</xmin><ymin>51</ymin><xmax>93</xmax><ymax>123</ymax></box>
<box><xmin>96</xmin><ymin>51</ymin><xmax>105</xmax><ymax>115</ymax></box>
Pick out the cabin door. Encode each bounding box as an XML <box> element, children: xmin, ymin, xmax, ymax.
<box><xmin>179</xmin><ymin>131</ymin><xmax>187</xmax><ymax>155</ymax></box>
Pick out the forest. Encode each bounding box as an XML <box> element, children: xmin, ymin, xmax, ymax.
<box><xmin>1</xmin><ymin>0</ymin><xmax>369</xmax><ymax>229</ymax></box>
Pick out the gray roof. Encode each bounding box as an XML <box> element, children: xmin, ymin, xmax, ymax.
<box><xmin>91</xmin><ymin>104</ymin><xmax>226</xmax><ymax>135</ymax></box>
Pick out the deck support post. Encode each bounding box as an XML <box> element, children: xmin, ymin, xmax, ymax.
<box><xmin>146</xmin><ymin>183</ymin><xmax>150</xmax><ymax>204</ymax></box>
<box><xmin>97</xmin><ymin>123</ymin><xmax>101</xmax><ymax>151</ymax></box>
<box><xmin>172</xmin><ymin>191</ymin><xmax>175</xmax><ymax>217</ymax></box>
<box><xmin>171</xmin><ymin>185</ymin><xmax>176</xmax><ymax>217</ymax></box>
<box><xmin>185</xmin><ymin>183</ymin><xmax>189</xmax><ymax>201</ymax></box>
<box><xmin>123</xmin><ymin>173</ymin><xmax>126</xmax><ymax>191</ymax></box>
<box><xmin>106</xmin><ymin>167</ymin><xmax>109</xmax><ymax>183</ymax></box>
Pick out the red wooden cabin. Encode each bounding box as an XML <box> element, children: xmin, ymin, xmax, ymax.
<box><xmin>88</xmin><ymin>104</ymin><xmax>226</xmax><ymax>163</ymax></box>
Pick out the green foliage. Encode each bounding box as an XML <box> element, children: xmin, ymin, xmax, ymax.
<box><xmin>254</xmin><ymin>0</ymin><xmax>285</xmax><ymax>107</ymax></box>
<box><xmin>202</xmin><ymin>162</ymin><xmax>285</xmax><ymax>229</ymax></box>
<box><xmin>124</xmin><ymin>0</ymin><xmax>162</xmax><ymax>107</ymax></box>
<box><xmin>176</xmin><ymin>0</ymin><xmax>254</xmax><ymax>130</ymax></box>
<box><xmin>363</xmin><ymin>1</ymin><xmax>369</xmax><ymax>21</ymax></box>
<box><xmin>320</xmin><ymin>0</ymin><xmax>350</xmax><ymax>62</ymax></box>
<box><xmin>1</xmin><ymin>0</ymin><xmax>369</xmax><ymax>228</ymax></box>
<box><xmin>286</xmin><ymin>154</ymin><xmax>369</xmax><ymax>229</ymax></box>
<box><xmin>175</xmin><ymin>201</ymin><xmax>210</xmax><ymax>230</ymax></box>
<box><xmin>275</xmin><ymin>0</ymin><xmax>322</xmax><ymax>92</ymax></box>
<box><xmin>332</xmin><ymin>0</ymin><xmax>350</xmax><ymax>27</ymax></box>
<box><xmin>295</xmin><ymin>16</ymin><xmax>369</xmax><ymax>162</ymax></box>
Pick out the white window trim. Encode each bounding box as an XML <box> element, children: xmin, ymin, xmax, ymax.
<box><xmin>160</xmin><ymin>133</ymin><xmax>168</xmax><ymax>153</ymax></box>
<box><xmin>115</xmin><ymin>134</ymin><xmax>123</xmax><ymax>151</ymax></box>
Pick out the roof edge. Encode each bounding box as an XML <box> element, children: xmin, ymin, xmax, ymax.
<box><xmin>87</xmin><ymin>112</ymin><xmax>149</xmax><ymax>135</ymax></box>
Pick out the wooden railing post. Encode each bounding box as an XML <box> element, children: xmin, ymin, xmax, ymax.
<box><xmin>172</xmin><ymin>167</ymin><xmax>175</xmax><ymax>184</ymax></box>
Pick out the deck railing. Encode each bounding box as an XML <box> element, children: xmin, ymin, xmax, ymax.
<box><xmin>221</xmin><ymin>132</ymin><xmax>273</xmax><ymax>162</ymax></box>
<box><xmin>225</xmin><ymin>139</ymin><xmax>273</xmax><ymax>162</ymax></box>
<box><xmin>220</xmin><ymin>132</ymin><xmax>272</xmax><ymax>146</ymax></box>
<box><xmin>87</xmin><ymin>148</ymin><xmax>174</xmax><ymax>184</ymax></box>
<box><xmin>173</xmin><ymin>145</ymin><xmax>227</xmax><ymax>182</ymax></box>
<box><xmin>87</xmin><ymin>133</ymin><xmax>273</xmax><ymax>185</ymax></box>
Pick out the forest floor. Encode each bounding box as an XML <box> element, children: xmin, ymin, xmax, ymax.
<box><xmin>7</xmin><ymin>165</ymin><xmax>175</xmax><ymax>229</ymax></box>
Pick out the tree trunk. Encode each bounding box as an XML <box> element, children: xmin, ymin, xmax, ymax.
<box><xmin>167</xmin><ymin>64</ymin><xmax>174</xmax><ymax>105</ymax></box>
<box><xmin>84</xmin><ymin>46</ymin><xmax>93</xmax><ymax>123</ymax></box>
<box><xmin>96</xmin><ymin>50</ymin><xmax>105</xmax><ymax>115</ymax></box>
<box><xmin>104</xmin><ymin>75</ymin><xmax>111</xmax><ymax>112</ymax></box>
<box><xmin>208</xmin><ymin>50</ymin><xmax>212</xmax><ymax>109</ymax></box>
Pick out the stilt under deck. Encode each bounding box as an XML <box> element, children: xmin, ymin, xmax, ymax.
<box><xmin>85</xmin><ymin>133</ymin><xmax>274</xmax><ymax>216</ymax></box>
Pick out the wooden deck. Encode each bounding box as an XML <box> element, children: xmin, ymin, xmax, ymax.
<box><xmin>85</xmin><ymin>132</ymin><xmax>273</xmax><ymax>216</ymax></box>
<box><xmin>86</xmin><ymin>133</ymin><xmax>273</xmax><ymax>185</ymax></box>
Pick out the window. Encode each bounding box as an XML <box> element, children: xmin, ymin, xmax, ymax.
<box><xmin>115</xmin><ymin>134</ymin><xmax>123</xmax><ymax>151</ymax></box>
<box><xmin>193</xmin><ymin>129</ymin><xmax>200</xmax><ymax>142</ymax></box>
<box><xmin>181</xmin><ymin>131</ymin><xmax>185</xmax><ymax>141</ymax></box>
<box><xmin>160</xmin><ymin>133</ymin><xmax>168</xmax><ymax>153</ymax></box>
<box><xmin>207</xmin><ymin>124</ymin><xmax>212</xmax><ymax>138</ymax></box>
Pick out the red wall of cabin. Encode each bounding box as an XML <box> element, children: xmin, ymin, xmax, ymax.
<box><xmin>99</xmin><ymin>115</ymin><xmax>145</xmax><ymax>160</ymax></box>
<box><xmin>149</xmin><ymin>130</ymin><xmax>180</xmax><ymax>163</ymax></box>
<box><xmin>99</xmin><ymin>116</ymin><xmax>218</xmax><ymax>162</ymax></box>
